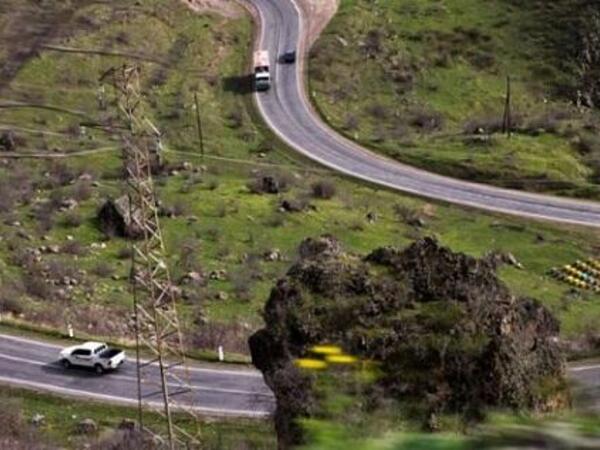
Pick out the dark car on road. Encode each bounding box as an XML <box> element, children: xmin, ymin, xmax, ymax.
<box><xmin>281</xmin><ymin>51</ymin><xmax>296</xmax><ymax>64</ymax></box>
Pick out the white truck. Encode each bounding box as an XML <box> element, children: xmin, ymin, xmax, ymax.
<box><xmin>59</xmin><ymin>341</ymin><xmax>125</xmax><ymax>374</ymax></box>
<box><xmin>254</xmin><ymin>50</ymin><xmax>271</xmax><ymax>91</ymax></box>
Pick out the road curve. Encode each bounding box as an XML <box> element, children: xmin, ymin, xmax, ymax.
<box><xmin>0</xmin><ymin>334</ymin><xmax>274</xmax><ymax>417</ymax></box>
<box><xmin>247</xmin><ymin>0</ymin><xmax>600</xmax><ymax>227</ymax></box>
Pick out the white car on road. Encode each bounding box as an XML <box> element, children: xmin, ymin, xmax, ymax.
<box><xmin>59</xmin><ymin>341</ymin><xmax>125</xmax><ymax>374</ymax></box>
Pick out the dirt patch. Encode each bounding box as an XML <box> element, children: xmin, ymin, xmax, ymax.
<box><xmin>295</xmin><ymin>0</ymin><xmax>339</xmax><ymax>46</ymax></box>
<box><xmin>181</xmin><ymin>0</ymin><xmax>242</xmax><ymax>18</ymax></box>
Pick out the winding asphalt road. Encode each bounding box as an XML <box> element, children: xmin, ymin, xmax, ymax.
<box><xmin>0</xmin><ymin>333</ymin><xmax>274</xmax><ymax>417</ymax></box>
<box><xmin>248</xmin><ymin>0</ymin><xmax>600</xmax><ymax>228</ymax></box>
<box><xmin>0</xmin><ymin>332</ymin><xmax>597</xmax><ymax>415</ymax></box>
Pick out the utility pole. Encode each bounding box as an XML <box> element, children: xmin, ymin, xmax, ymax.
<box><xmin>193</xmin><ymin>92</ymin><xmax>204</xmax><ymax>160</ymax></box>
<box><xmin>502</xmin><ymin>75</ymin><xmax>512</xmax><ymax>137</ymax></box>
<box><xmin>102</xmin><ymin>65</ymin><xmax>200</xmax><ymax>449</ymax></box>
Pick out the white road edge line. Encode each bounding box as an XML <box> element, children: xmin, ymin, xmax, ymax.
<box><xmin>570</xmin><ymin>364</ymin><xmax>600</xmax><ymax>372</ymax></box>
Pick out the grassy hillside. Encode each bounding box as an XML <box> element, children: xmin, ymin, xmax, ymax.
<box><xmin>0</xmin><ymin>0</ymin><xmax>599</xmax><ymax>362</ymax></box>
<box><xmin>309</xmin><ymin>0</ymin><xmax>600</xmax><ymax>197</ymax></box>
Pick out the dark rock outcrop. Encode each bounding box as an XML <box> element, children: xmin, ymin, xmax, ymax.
<box><xmin>250</xmin><ymin>236</ymin><xmax>567</xmax><ymax>448</ymax></box>
<box><xmin>97</xmin><ymin>195</ymin><xmax>143</xmax><ymax>239</ymax></box>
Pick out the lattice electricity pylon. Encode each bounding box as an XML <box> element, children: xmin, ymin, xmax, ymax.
<box><xmin>101</xmin><ymin>65</ymin><xmax>200</xmax><ymax>449</ymax></box>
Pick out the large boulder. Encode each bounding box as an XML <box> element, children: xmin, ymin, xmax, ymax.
<box><xmin>249</xmin><ymin>237</ymin><xmax>567</xmax><ymax>448</ymax></box>
<box><xmin>97</xmin><ymin>195</ymin><xmax>143</xmax><ymax>239</ymax></box>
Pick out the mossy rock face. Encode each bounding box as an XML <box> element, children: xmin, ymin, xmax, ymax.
<box><xmin>249</xmin><ymin>236</ymin><xmax>567</xmax><ymax>447</ymax></box>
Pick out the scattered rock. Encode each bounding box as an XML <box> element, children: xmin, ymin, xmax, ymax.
<box><xmin>407</xmin><ymin>216</ymin><xmax>426</xmax><ymax>227</ymax></box>
<box><xmin>182</xmin><ymin>271</ymin><xmax>205</xmax><ymax>286</ymax></box>
<box><xmin>280</xmin><ymin>198</ymin><xmax>312</xmax><ymax>213</ymax></box>
<box><xmin>487</xmin><ymin>251</ymin><xmax>524</xmax><ymax>270</ymax></box>
<box><xmin>298</xmin><ymin>234</ymin><xmax>341</xmax><ymax>259</ymax></box>
<box><xmin>366</xmin><ymin>211</ymin><xmax>377</xmax><ymax>223</ymax></box>
<box><xmin>170</xmin><ymin>285</ymin><xmax>182</xmax><ymax>298</ymax></box>
<box><xmin>263</xmin><ymin>249</ymin><xmax>282</xmax><ymax>262</ymax></box>
<box><xmin>336</xmin><ymin>35</ymin><xmax>348</xmax><ymax>47</ymax></box>
<box><xmin>78</xmin><ymin>173</ymin><xmax>94</xmax><ymax>182</ymax></box>
<box><xmin>76</xmin><ymin>418</ymin><xmax>98</xmax><ymax>434</ymax></box>
<box><xmin>16</xmin><ymin>230</ymin><xmax>32</xmax><ymax>241</ymax></box>
<box><xmin>0</xmin><ymin>130</ymin><xmax>16</xmax><ymax>151</ymax></box>
<box><xmin>31</xmin><ymin>413</ymin><xmax>45</xmax><ymax>427</ymax></box>
<box><xmin>60</xmin><ymin>198</ymin><xmax>78</xmax><ymax>211</ymax></box>
<box><xmin>209</xmin><ymin>269</ymin><xmax>227</xmax><ymax>281</ymax></box>
<box><xmin>257</xmin><ymin>176</ymin><xmax>281</xmax><ymax>194</ymax></box>
<box><xmin>118</xmin><ymin>418</ymin><xmax>136</xmax><ymax>431</ymax></box>
<box><xmin>215</xmin><ymin>291</ymin><xmax>229</xmax><ymax>301</ymax></box>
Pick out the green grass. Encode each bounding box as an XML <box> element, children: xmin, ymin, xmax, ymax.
<box><xmin>309</xmin><ymin>0</ymin><xmax>600</xmax><ymax>197</ymax></box>
<box><xmin>0</xmin><ymin>0</ymin><xmax>600</xmax><ymax>359</ymax></box>
<box><xmin>0</xmin><ymin>385</ymin><xmax>275</xmax><ymax>449</ymax></box>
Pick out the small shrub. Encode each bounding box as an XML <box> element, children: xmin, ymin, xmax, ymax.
<box><xmin>62</xmin><ymin>240</ymin><xmax>88</xmax><ymax>256</ymax></box>
<box><xmin>363</xmin><ymin>29</ymin><xmax>384</xmax><ymax>57</ymax></box>
<box><xmin>47</xmin><ymin>161</ymin><xmax>75</xmax><ymax>187</ymax></box>
<box><xmin>311</xmin><ymin>180</ymin><xmax>337</xmax><ymax>199</ymax></box>
<box><xmin>574</xmin><ymin>135</ymin><xmax>600</xmax><ymax>155</ymax></box>
<box><xmin>64</xmin><ymin>211</ymin><xmax>83</xmax><ymax>228</ymax></box>
<box><xmin>227</xmin><ymin>110</ymin><xmax>244</xmax><ymax>129</ymax></box>
<box><xmin>393</xmin><ymin>203</ymin><xmax>419</xmax><ymax>224</ymax></box>
<box><xmin>343</xmin><ymin>114</ymin><xmax>359</xmax><ymax>131</ymax></box>
<box><xmin>92</xmin><ymin>262</ymin><xmax>114</xmax><ymax>278</ymax></box>
<box><xmin>189</xmin><ymin>320</ymin><xmax>250</xmax><ymax>354</ymax></box>
<box><xmin>215</xmin><ymin>203</ymin><xmax>227</xmax><ymax>218</ymax></box>
<box><xmin>0</xmin><ymin>282</ymin><xmax>24</xmax><ymax>315</ymax></box>
<box><xmin>0</xmin><ymin>396</ymin><xmax>24</xmax><ymax>436</ymax></box>
<box><xmin>409</xmin><ymin>108</ymin><xmax>444</xmax><ymax>131</ymax></box>
<box><xmin>264</xmin><ymin>212</ymin><xmax>285</xmax><ymax>228</ymax></box>
<box><xmin>206</xmin><ymin>178</ymin><xmax>219</xmax><ymax>191</ymax></box>
<box><xmin>247</xmin><ymin>173</ymin><xmax>291</xmax><ymax>194</ymax></box>
<box><xmin>230</xmin><ymin>269</ymin><xmax>254</xmax><ymax>302</ymax></box>
<box><xmin>117</xmin><ymin>246</ymin><xmax>133</xmax><ymax>260</ymax></box>
<box><xmin>367</xmin><ymin>104</ymin><xmax>389</xmax><ymax>120</ymax></box>
<box><xmin>0</xmin><ymin>180</ymin><xmax>17</xmax><ymax>213</ymax></box>
<box><xmin>71</xmin><ymin>181</ymin><xmax>93</xmax><ymax>201</ymax></box>
<box><xmin>90</xmin><ymin>429</ymin><xmax>155</xmax><ymax>450</ymax></box>
<box><xmin>23</xmin><ymin>273</ymin><xmax>53</xmax><ymax>300</ymax></box>
<box><xmin>178</xmin><ymin>239</ymin><xmax>202</xmax><ymax>273</ymax></box>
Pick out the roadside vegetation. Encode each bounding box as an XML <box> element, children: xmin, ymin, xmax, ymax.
<box><xmin>309</xmin><ymin>0</ymin><xmax>600</xmax><ymax>198</ymax></box>
<box><xmin>0</xmin><ymin>386</ymin><xmax>274</xmax><ymax>449</ymax></box>
<box><xmin>0</xmin><ymin>0</ymin><xmax>599</xmax><ymax>362</ymax></box>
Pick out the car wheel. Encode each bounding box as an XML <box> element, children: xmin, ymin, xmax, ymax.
<box><xmin>94</xmin><ymin>364</ymin><xmax>104</xmax><ymax>375</ymax></box>
<box><xmin>61</xmin><ymin>359</ymin><xmax>71</xmax><ymax>369</ymax></box>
